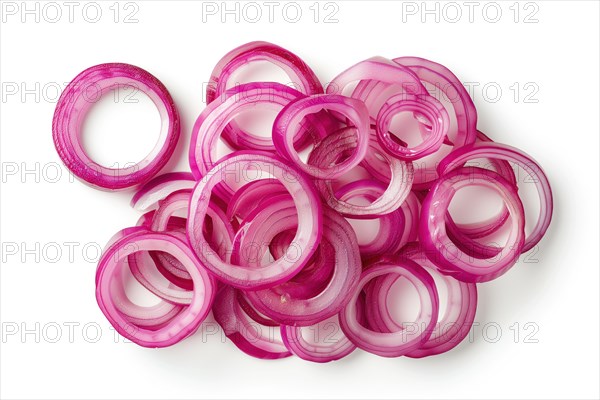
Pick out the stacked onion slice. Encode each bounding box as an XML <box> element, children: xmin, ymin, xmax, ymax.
<box><xmin>53</xmin><ymin>41</ymin><xmax>553</xmax><ymax>361</ymax></box>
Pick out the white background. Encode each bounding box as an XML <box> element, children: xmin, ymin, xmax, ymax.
<box><xmin>1</xmin><ymin>1</ymin><xmax>599</xmax><ymax>399</ymax></box>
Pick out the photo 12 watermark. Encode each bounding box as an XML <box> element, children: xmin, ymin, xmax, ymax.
<box><xmin>1</xmin><ymin>1</ymin><xmax>140</xmax><ymax>24</ymax></box>
<box><xmin>200</xmin><ymin>1</ymin><xmax>340</xmax><ymax>23</ymax></box>
<box><xmin>400</xmin><ymin>1</ymin><xmax>540</xmax><ymax>24</ymax></box>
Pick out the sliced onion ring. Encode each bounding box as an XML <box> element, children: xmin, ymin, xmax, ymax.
<box><xmin>281</xmin><ymin>315</ymin><xmax>356</xmax><ymax>363</ymax></box>
<box><xmin>130</xmin><ymin>172</ymin><xmax>195</xmax><ymax>211</ymax></box>
<box><xmin>438</xmin><ymin>139</ymin><xmax>553</xmax><ymax>253</ymax></box>
<box><xmin>339</xmin><ymin>257</ymin><xmax>439</xmax><ymax>357</ymax></box>
<box><xmin>244</xmin><ymin>207</ymin><xmax>362</xmax><ymax>326</ymax></box>
<box><xmin>376</xmin><ymin>93</ymin><xmax>449</xmax><ymax>161</ymax></box>
<box><xmin>187</xmin><ymin>152</ymin><xmax>322</xmax><ymax>289</ymax></box>
<box><xmin>95</xmin><ymin>231</ymin><xmax>214</xmax><ymax>347</ymax></box>
<box><xmin>53</xmin><ymin>63</ymin><xmax>180</xmax><ymax>190</ymax></box>
<box><xmin>420</xmin><ymin>167</ymin><xmax>526</xmax><ymax>282</ymax></box>
<box><xmin>213</xmin><ymin>285</ymin><xmax>291</xmax><ymax>359</ymax></box>
<box><xmin>273</xmin><ymin>94</ymin><xmax>370</xmax><ymax>179</ymax></box>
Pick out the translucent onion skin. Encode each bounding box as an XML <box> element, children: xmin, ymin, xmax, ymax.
<box><xmin>95</xmin><ymin>231</ymin><xmax>214</xmax><ymax>347</ymax></box>
<box><xmin>53</xmin><ymin>63</ymin><xmax>180</xmax><ymax>190</ymax></box>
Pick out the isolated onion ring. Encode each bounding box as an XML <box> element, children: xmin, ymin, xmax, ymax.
<box><xmin>53</xmin><ymin>63</ymin><xmax>180</xmax><ymax>190</ymax></box>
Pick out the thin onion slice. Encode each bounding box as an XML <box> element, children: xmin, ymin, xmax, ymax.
<box><xmin>53</xmin><ymin>63</ymin><xmax>180</xmax><ymax>190</ymax></box>
<box><xmin>420</xmin><ymin>167</ymin><xmax>526</xmax><ymax>282</ymax></box>
<box><xmin>96</xmin><ymin>230</ymin><xmax>214</xmax><ymax>347</ymax></box>
<box><xmin>131</xmin><ymin>172</ymin><xmax>196</xmax><ymax>211</ymax></box>
<box><xmin>339</xmin><ymin>256</ymin><xmax>439</xmax><ymax>357</ymax></box>
<box><xmin>438</xmin><ymin>139</ymin><xmax>553</xmax><ymax>253</ymax></box>
<box><xmin>187</xmin><ymin>152</ymin><xmax>322</xmax><ymax>289</ymax></box>
<box><xmin>244</xmin><ymin>207</ymin><xmax>362</xmax><ymax>326</ymax></box>
<box><xmin>213</xmin><ymin>285</ymin><xmax>291</xmax><ymax>359</ymax></box>
<box><xmin>273</xmin><ymin>94</ymin><xmax>370</xmax><ymax>179</ymax></box>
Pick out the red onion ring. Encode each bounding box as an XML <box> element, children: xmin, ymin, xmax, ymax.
<box><xmin>207</xmin><ymin>41</ymin><xmax>323</xmax><ymax>103</ymax></box>
<box><xmin>376</xmin><ymin>93</ymin><xmax>449</xmax><ymax>161</ymax></box>
<box><xmin>308</xmin><ymin>129</ymin><xmax>414</xmax><ymax>217</ymax></box>
<box><xmin>96</xmin><ymin>231</ymin><xmax>214</xmax><ymax>347</ymax></box>
<box><xmin>131</xmin><ymin>172</ymin><xmax>195</xmax><ymax>211</ymax></box>
<box><xmin>213</xmin><ymin>285</ymin><xmax>291</xmax><ymax>359</ymax></box>
<box><xmin>281</xmin><ymin>315</ymin><xmax>356</xmax><ymax>363</ymax></box>
<box><xmin>273</xmin><ymin>94</ymin><xmax>370</xmax><ymax>179</ymax></box>
<box><xmin>339</xmin><ymin>257</ymin><xmax>439</xmax><ymax>357</ymax></box>
<box><xmin>53</xmin><ymin>63</ymin><xmax>180</xmax><ymax>190</ymax></box>
<box><xmin>420</xmin><ymin>167</ymin><xmax>526</xmax><ymax>282</ymax></box>
<box><xmin>187</xmin><ymin>152</ymin><xmax>322</xmax><ymax>289</ymax></box>
<box><xmin>438</xmin><ymin>140</ymin><xmax>553</xmax><ymax>253</ymax></box>
<box><xmin>244</xmin><ymin>208</ymin><xmax>361</xmax><ymax>326</ymax></box>
<box><xmin>189</xmin><ymin>82</ymin><xmax>315</xmax><ymax>186</ymax></box>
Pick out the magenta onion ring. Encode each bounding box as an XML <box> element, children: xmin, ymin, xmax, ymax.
<box><xmin>213</xmin><ymin>285</ymin><xmax>291</xmax><ymax>359</ymax></box>
<box><xmin>420</xmin><ymin>167</ymin><xmax>526</xmax><ymax>282</ymax></box>
<box><xmin>376</xmin><ymin>93</ymin><xmax>449</xmax><ymax>161</ymax></box>
<box><xmin>96</xmin><ymin>230</ymin><xmax>214</xmax><ymax>347</ymax></box>
<box><xmin>281</xmin><ymin>315</ymin><xmax>356</xmax><ymax>363</ymax></box>
<box><xmin>187</xmin><ymin>152</ymin><xmax>322</xmax><ymax>289</ymax></box>
<box><xmin>207</xmin><ymin>41</ymin><xmax>323</xmax><ymax>103</ymax></box>
<box><xmin>273</xmin><ymin>94</ymin><xmax>370</xmax><ymax>179</ymax></box>
<box><xmin>308</xmin><ymin>130</ymin><xmax>414</xmax><ymax>217</ymax></box>
<box><xmin>53</xmin><ymin>63</ymin><xmax>180</xmax><ymax>190</ymax></box>
<box><xmin>131</xmin><ymin>172</ymin><xmax>195</xmax><ymax>211</ymax></box>
<box><xmin>244</xmin><ymin>208</ymin><xmax>361</xmax><ymax>326</ymax></box>
<box><xmin>189</xmin><ymin>82</ymin><xmax>314</xmax><ymax>184</ymax></box>
<box><xmin>339</xmin><ymin>257</ymin><xmax>439</xmax><ymax>357</ymax></box>
<box><xmin>438</xmin><ymin>140</ymin><xmax>553</xmax><ymax>253</ymax></box>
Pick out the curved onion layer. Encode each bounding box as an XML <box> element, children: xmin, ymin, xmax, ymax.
<box><xmin>448</xmin><ymin>131</ymin><xmax>516</xmax><ymax>239</ymax></box>
<box><xmin>96</xmin><ymin>231</ymin><xmax>214</xmax><ymax>347</ymax></box>
<box><xmin>206</xmin><ymin>41</ymin><xmax>323</xmax><ymax>104</ymax></box>
<box><xmin>53</xmin><ymin>63</ymin><xmax>180</xmax><ymax>190</ymax></box>
<box><xmin>206</xmin><ymin>42</ymin><xmax>324</xmax><ymax>153</ymax></box>
<box><xmin>213</xmin><ymin>285</ymin><xmax>291</xmax><ymax>359</ymax></box>
<box><xmin>226</xmin><ymin>180</ymin><xmax>289</xmax><ymax>221</ymax></box>
<box><xmin>376</xmin><ymin>93</ymin><xmax>449</xmax><ymax>161</ymax></box>
<box><xmin>356</xmin><ymin>56</ymin><xmax>478</xmax><ymax>189</ymax></box>
<box><xmin>308</xmin><ymin>129</ymin><xmax>414</xmax><ymax>217</ymax></box>
<box><xmin>188</xmin><ymin>152</ymin><xmax>322</xmax><ymax>289</ymax></box>
<box><xmin>128</xmin><ymin>189</ymin><xmax>232</xmax><ymax>304</ymax></box>
<box><xmin>438</xmin><ymin>140</ymin><xmax>553</xmax><ymax>253</ymax></box>
<box><xmin>190</xmin><ymin>82</ymin><xmax>317</xmax><ymax>187</ymax></box>
<box><xmin>229</xmin><ymin>196</ymin><xmax>335</xmax><ymax>300</ymax></box>
<box><xmin>131</xmin><ymin>172</ymin><xmax>196</xmax><ymax>211</ymax></box>
<box><xmin>273</xmin><ymin>95</ymin><xmax>370</xmax><ymax>179</ymax></box>
<box><xmin>339</xmin><ymin>257</ymin><xmax>439</xmax><ymax>357</ymax></box>
<box><xmin>281</xmin><ymin>315</ymin><xmax>356</xmax><ymax>363</ymax></box>
<box><xmin>244</xmin><ymin>208</ymin><xmax>361</xmax><ymax>326</ymax></box>
<box><xmin>335</xmin><ymin>179</ymin><xmax>407</xmax><ymax>257</ymax></box>
<box><xmin>326</xmin><ymin>57</ymin><xmax>427</xmax><ymax>113</ymax></box>
<box><xmin>366</xmin><ymin>244</ymin><xmax>478</xmax><ymax>358</ymax></box>
<box><xmin>420</xmin><ymin>167</ymin><xmax>526</xmax><ymax>282</ymax></box>
<box><xmin>440</xmin><ymin>132</ymin><xmax>519</xmax><ymax>260</ymax></box>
